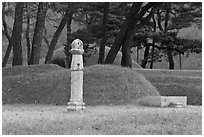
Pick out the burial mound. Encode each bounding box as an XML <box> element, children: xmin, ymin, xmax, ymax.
<box><xmin>3</xmin><ymin>64</ymin><xmax>159</xmax><ymax>105</ymax></box>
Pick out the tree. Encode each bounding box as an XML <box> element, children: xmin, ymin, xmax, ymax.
<box><xmin>98</xmin><ymin>2</ymin><xmax>109</xmax><ymax>64</ymax></box>
<box><xmin>141</xmin><ymin>42</ymin><xmax>150</xmax><ymax>68</ymax></box>
<box><xmin>135</xmin><ymin>2</ymin><xmax>201</xmax><ymax>69</ymax></box>
<box><xmin>21</xmin><ymin>2</ymin><xmax>39</xmax><ymax>64</ymax></box>
<box><xmin>2</xmin><ymin>2</ymin><xmax>12</xmax><ymax>67</ymax></box>
<box><xmin>11</xmin><ymin>2</ymin><xmax>24</xmax><ymax>66</ymax></box>
<box><xmin>149</xmin><ymin>14</ymin><xmax>156</xmax><ymax>69</ymax></box>
<box><xmin>163</xmin><ymin>3</ymin><xmax>174</xmax><ymax>69</ymax></box>
<box><xmin>25</xmin><ymin>3</ymin><xmax>32</xmax><ymax>64</ymax></box>
<box><xmin>104</xmin><ymin>2</ymin><xmax>158</xmax><ymax>68</ymax></box>
<box><xmin>3</xmin><ymin>2</ymin><xmax>200</xmax><ymax>69</ymax></box>
<box><xmin>104</xmin><ymin>3</ymin><xmax>142</xmax><ymax>66</ymax></box>
<box><xmin>29</xmin><ymin>2</ymin><xmax>47</xmax><ymax>65</ymax></box>
<box><xmin>45</xmin><ymin>3</ymin><xmax>73</xmax><ymax>64</ymax></box>
<box><xmin>158</xmin><ymin>3</ymin><xmax>201</xmax><ymax>69</ymax></box>
<box><xmin>65</xmin><ymin>3</ymin><xmax>74</xmax><ymax>68</ymax></box>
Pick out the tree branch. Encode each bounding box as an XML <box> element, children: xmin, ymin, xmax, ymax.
<box><xmin>145</xmin><ymin>43</ymin><xmax>184</xmax><ymax>54</ymax></box>
<box><xmin>139</xmin><ymin>5</ymin><xmax>157</xmax><ymax>26</ymax></box>
<box><xmin>152</xmin><ymin>14</ymin><xmax>156</xmax><ymax>31</ymax></box>
<box><xmin>137</xmin><ymin>2</ymin><xmax>161</xmax><ymax>20</ymax></box>
<box><xmin>157</xmin><ymin>9</ymin><xmax>164</xmax><ymax>31</ymax></box>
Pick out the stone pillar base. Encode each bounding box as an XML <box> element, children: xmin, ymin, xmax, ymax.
<box><xmin>67</xmin><ymin>101</ymin><xmax>85</xmax><ymax>111</ymax></box>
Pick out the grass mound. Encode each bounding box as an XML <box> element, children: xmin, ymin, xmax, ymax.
<box><xmin>135</xmin><ymin>69</ymin><xmax>202</xmax><ymax>105</ymax></box>
<box><xmin>2</xmin><ymin>64</ymin><xmax>63</xmax><ymax>77</ymax></box>
<box><xmin>2</xmin><ymin>64</ymin><xmax>159</xmax><ymax>105</ymax></box>
<box><xmin>83</xmin><ymin>65</ymin><xmax>159</xmax><ymax>105</ymax></box>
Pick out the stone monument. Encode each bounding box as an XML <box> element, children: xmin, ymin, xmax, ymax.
<box><xmin>67</xmin><ymin>39</ymin><xmax>85</xmax><ymax>111</ymax></box>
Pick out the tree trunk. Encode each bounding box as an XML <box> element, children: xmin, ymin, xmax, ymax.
<box><xmin>104</xmin><ymin>3</ymin><xmax>142</xmax><ymax>64</ymax></box>
<box><xmin>121</xmin><ymin>27</ymin><xmax>134</xmax><ymax>68</ymax></box>
<box><xmin>103</xmin><ymin>19</ymin><xmax>128</xmax><ymax>64</ymax></box>
<box><xmin>164</xmin><ymin>3</ymin><xmax>171</xmax><ymax>31</ymax></box>
<box><xmin>26</xmin><ymin>11</ymin><xmax>31</xmax><ymax>65</ymax></box>
<box><xmin>2</xmin><ymin>43</ymin><xmax>12</xmax><ymax>67</ymax></box>
<box><xmin>45</xmin><ymin>4</ymin><xmax>73</xmax><ymax>64</ymax></box>
<box><xmin>121</xmin><ymin>43</ymin><xmax>132</xmax><ymax>68</ymax></box>
<box><xmin>150</xmin><ymin>46</ymin><xmax>155</xmax><ymax>69</ymax></box>
<box><xmin>2</xmin><ymin>3</ymin><xmax>11</xmax><ymax>41</ymax></box>
<box><xmin>179</xmin><ymin>53</ymin><xmax>182</xmax><ymax>70</ymax></box>
<box><xmin>12</xmin><ymin>2</ymin><xmax>24</xmax><ymax>66</ymax></box>
<box><xmin>150</xmin><ymin>14</ymin><xmax>156</xmax><ymax>69</ymax></box>
<box><xmin>141</xmin><ymin>44</ymin><xmax>150</xmax><ymax>68</ymax></box>
<box><xmin>65</xmin><ymin>4</ymin><xmax>74</xmax><ymax>69</ymax></box>
<box><xmin>136</xmin><ymin>45</ymin><xmax>140</xmax><ymax>63</ymax></box>
<box><xmin>104</xmin><ymin>3</ymin><xmax>157</xmax><ymax>66</ymax></box>
<box><xmin>135</xmin><ymin>4</ymin><xmax>159</xmax><ymax>68</ymax></box>
<box><xmin>157</xmin><ymin>9</ymin><xmax>164</xmax><ymax>31</ymax></box>
<box><xmin>164</xmin><ymin>3</ymin><xmax>174</xmax><ymax>69</ymax></box>
<box><xmin>29</xmin><ymin>2</ymin><xmax>47</xmax><ymax>65</ymax></box>
<box><xmin>98</xmin><ymin>2</ymin><xmax>109</xmax><ymax>64</ymax></box>
<box><xmin>2</xmin><ymin>2</ymin><xmax>12</xmax><ymax>67</ymax></box>
<box><xmin>167</xmin><ymin>47</ymin><xmax>174</xmax><ymax>69</ymax></box>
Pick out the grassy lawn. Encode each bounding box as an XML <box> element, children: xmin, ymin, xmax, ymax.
<box><xmin>136</xmin><ymin>69</ymin><xmax>202</xmax><ymax>105</ymax></box>
<box><xmin>2</xmin><ymin>104</ymin><xmax>202</xmax><ymax>135</ymax></box>
<box><xmin>2</xmin><ymin>65</ymin><xmax>202</xmax><ymax>135</ymax></box>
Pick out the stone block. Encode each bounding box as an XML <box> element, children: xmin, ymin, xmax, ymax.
<box><xmin>139</xmin><ymin>96</ymin><xmax>187</xmax><ymax>107</ymax></box>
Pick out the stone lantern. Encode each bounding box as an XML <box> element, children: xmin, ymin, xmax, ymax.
<box><xmin>67</xmin><ymin>39</ymin><xmax>85</xmax><ymax>111</ymax></box>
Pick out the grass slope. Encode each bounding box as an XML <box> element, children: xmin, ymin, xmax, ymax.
<box><xmin>2</xmin><ymin>64</ymin><xmax>63</xmax><ymax>77</ymax></box>
<box><xmin>2</xmin><ymin>104</ymin><xmax>202</xmax><ymax>135</ymax></box>
<box><xmin>136</xmin><ymin>69</ymin><xmax>202</xmax><ymax>105</ymax></box>
<box><xmin>2</xmin><ymin>64</ymin><xmax>159</xmax><ymax>105</ymax></box>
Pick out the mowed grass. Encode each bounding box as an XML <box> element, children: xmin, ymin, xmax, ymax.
<box><xmin>2</xmin><ymin>65</ymin><xmax>202</xmax><ymax>135</ymax></box>
<box><xmin>136</xmin><ymin>69</ymin><xmax>202</xmax><ymax>105</ymax></box>
<box><xmin>2</xmin><ymin>104</ymin><xmax>202</xmax><ymax>135</ymax></box>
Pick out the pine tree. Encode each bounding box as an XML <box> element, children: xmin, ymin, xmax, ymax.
<box><xmin>12</xmin><ymin>2</ymin><xmax>24</xmax><ymax>66</ymax></box>
<box><xmin>29</xmin><ymin>2</ymin><xmax>48</xmax><ymax>65</ymax></box>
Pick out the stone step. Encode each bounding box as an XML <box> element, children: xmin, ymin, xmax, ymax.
<box><xmin>138</xmin><ymin>96</ymin><xmax>187</xmax><ymax>107</ymax></box>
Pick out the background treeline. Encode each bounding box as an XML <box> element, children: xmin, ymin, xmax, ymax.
<box><xmin>2</xmin><ymin>2</ymin><xmax>202</xmax><ymax>69</ymax></box>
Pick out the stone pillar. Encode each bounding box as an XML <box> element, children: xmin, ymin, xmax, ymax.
<box><xmin>67</xmin><ymin>39</ymin><xmax>85</xmax><ymax>111</ymax></box>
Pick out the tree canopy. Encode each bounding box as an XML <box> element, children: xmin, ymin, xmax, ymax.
<box><xmin>2</xmin><ymin>2</ymin><xmax>202</xmax><ymax>69</ymax></box>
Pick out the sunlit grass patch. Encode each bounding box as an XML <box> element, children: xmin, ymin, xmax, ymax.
<box><xmin>2</xmin><ymin>104</ymin><xmax>202</xmax><ymax>135</ymax></box>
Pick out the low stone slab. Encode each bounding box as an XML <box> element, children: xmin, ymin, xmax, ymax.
<box><xmin>139</xmin><ymin>96</ymin><xmax>187</xmax><ymax>107</ymax></box>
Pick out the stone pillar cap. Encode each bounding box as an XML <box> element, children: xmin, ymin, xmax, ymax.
<box><xmin>71</xmin><ymin>39</ymin><xmax>83</xmax><ymax>50</ymax></box>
